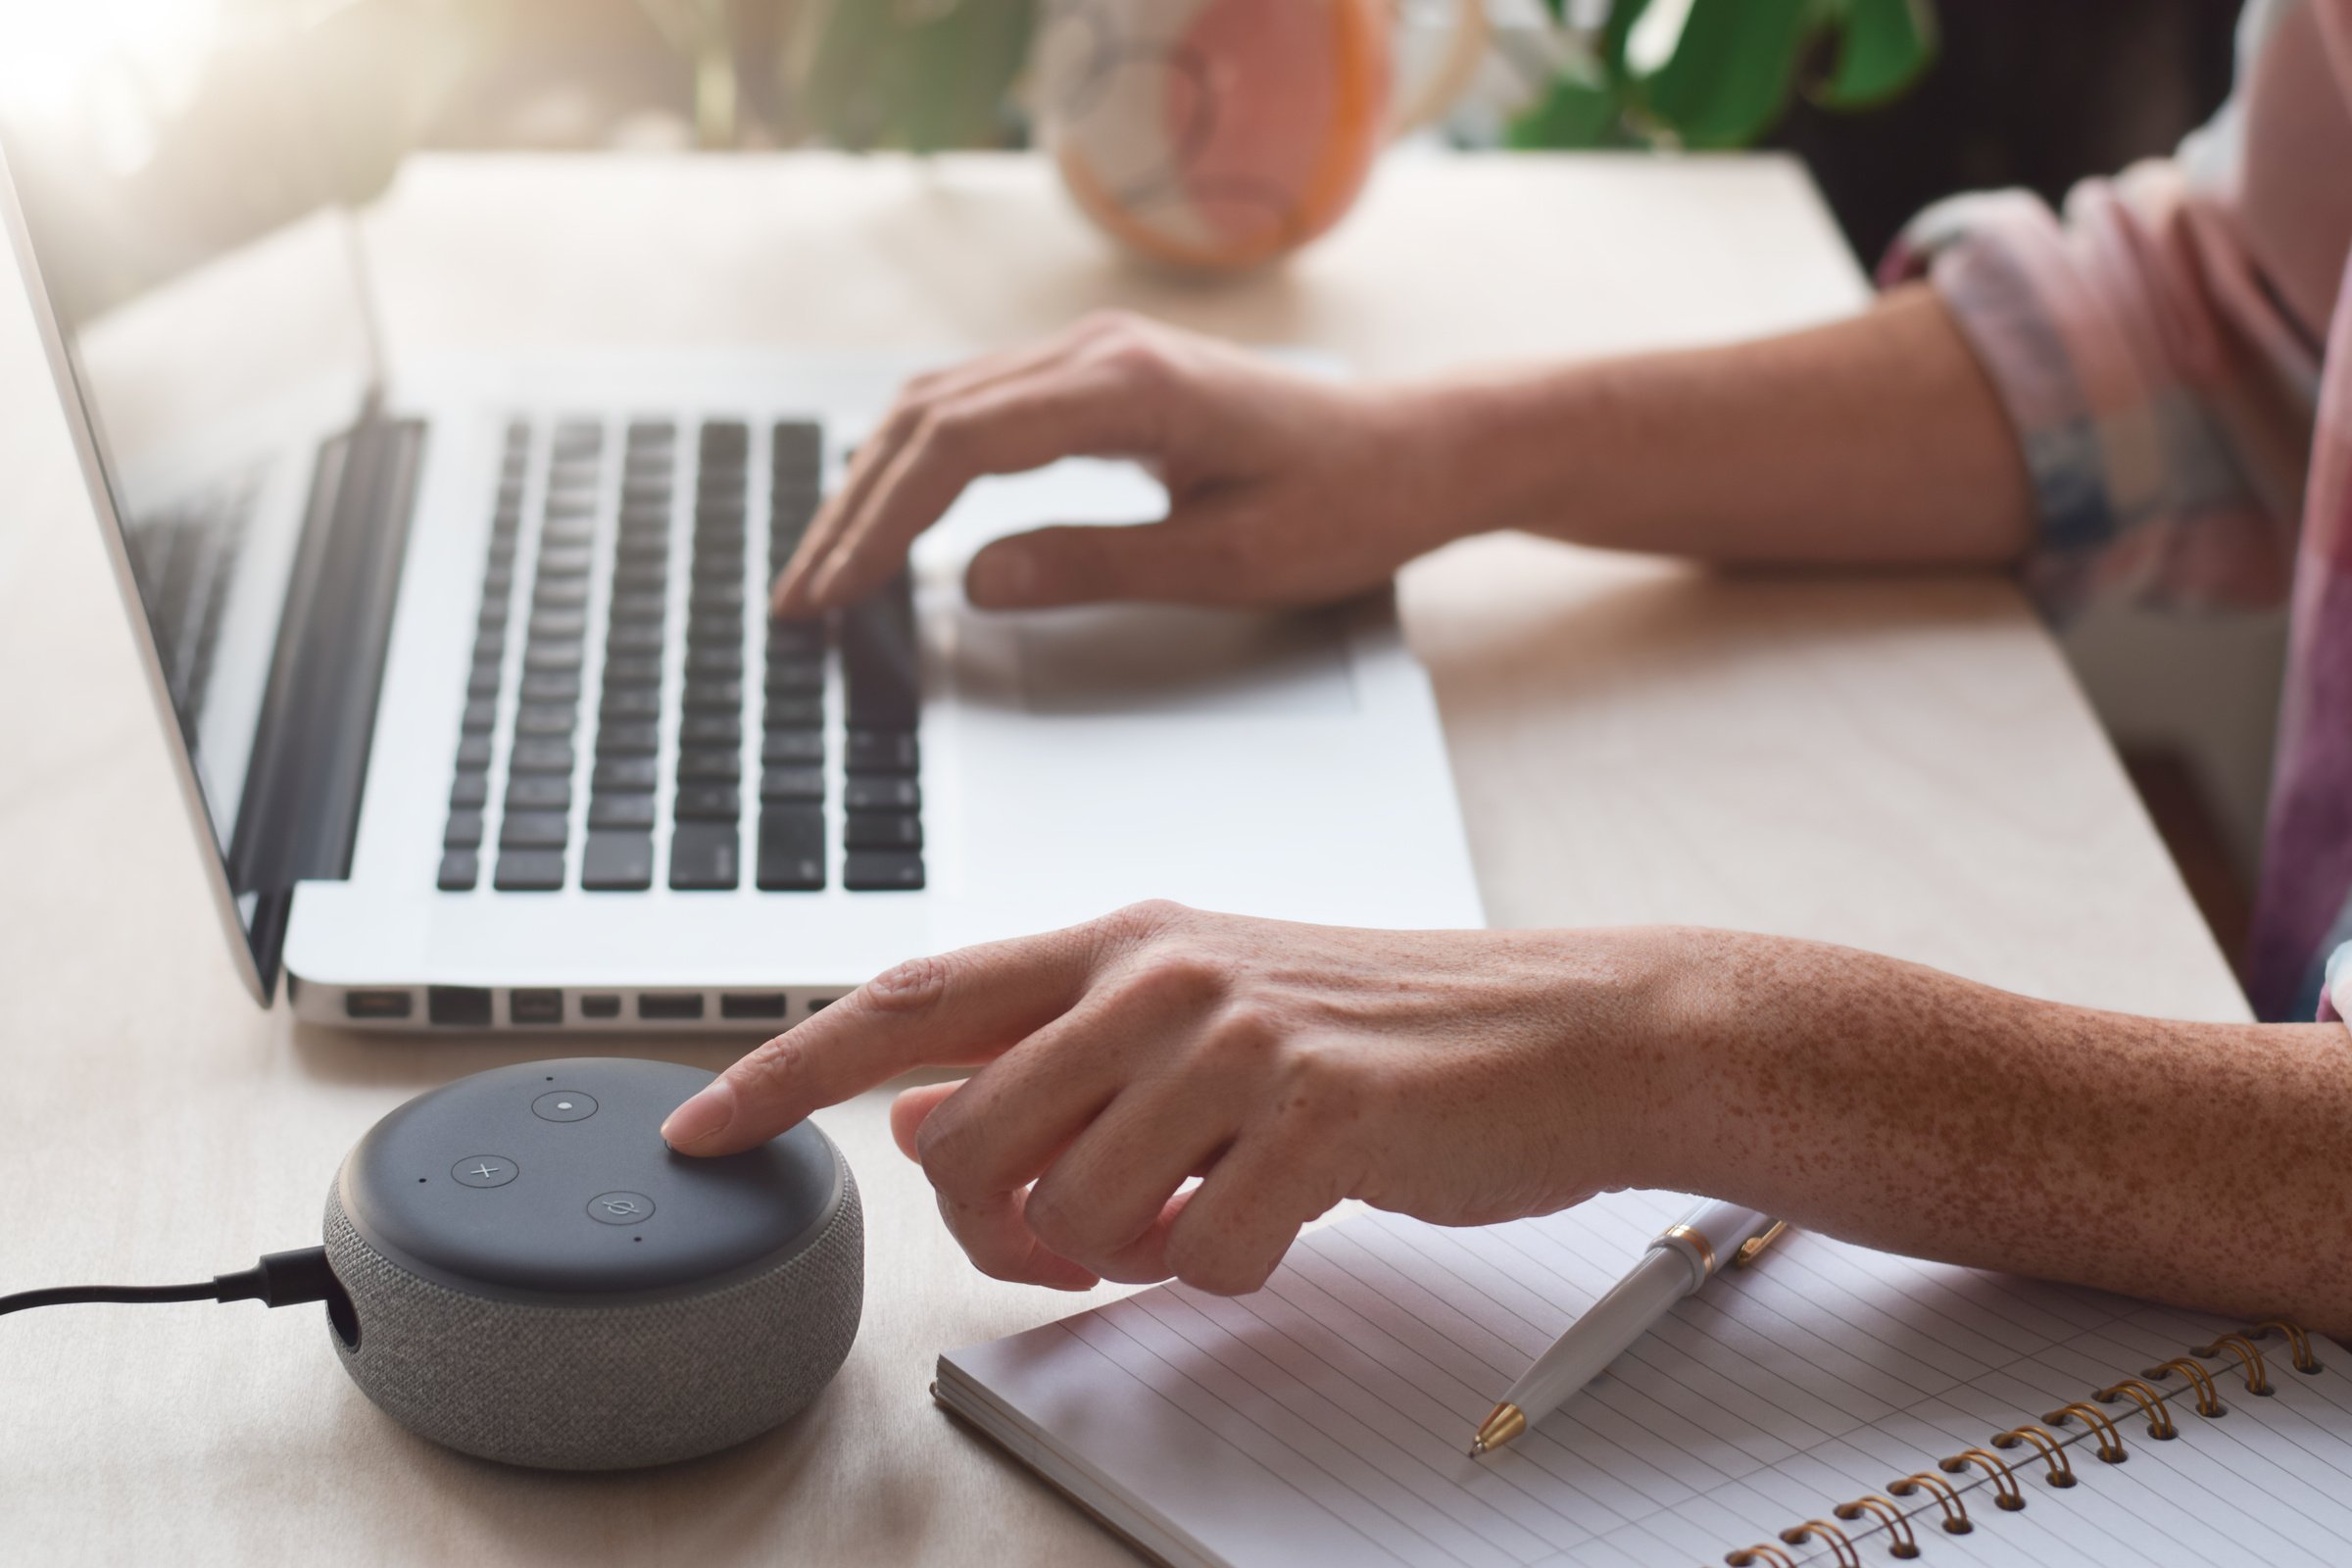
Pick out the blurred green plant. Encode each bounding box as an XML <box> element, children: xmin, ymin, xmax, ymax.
<box><xmin>766</xmin><ymin>0</ymin><xmax>1934</xmax><ymax>155</ymax></box>
<box><xmin>1511</xmin><ymin>0</ymin><xmax>1937</xmax><ymax>150</ymax></box>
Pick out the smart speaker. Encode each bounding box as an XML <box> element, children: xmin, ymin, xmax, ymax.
<box><xmin>323</xmin><ymin>1057</ymin><xmax>861</xmax><ymax>1470</ymax></box>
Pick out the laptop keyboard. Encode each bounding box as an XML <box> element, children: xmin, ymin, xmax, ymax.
<box><xmin>123</xmin><ymin>472</ymin><xmax>261</xmax><ymax>730</ymax></box>
<box><xmin>437</xmin><ymin>416</ymin><xmax>923</xmax><ymax>896</ymax></box>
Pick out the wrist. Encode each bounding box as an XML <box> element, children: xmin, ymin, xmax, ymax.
<box><xmin>1372</xmin><ymin>364</ymin><xmax>1616</xmax><ymax>550</ymax></box>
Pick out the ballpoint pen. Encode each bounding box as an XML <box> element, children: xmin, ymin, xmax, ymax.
<box><xmin>1469</xmin><ymin>1200</ymin><xmax>1788</xmax><ymax>1456</ymax></box>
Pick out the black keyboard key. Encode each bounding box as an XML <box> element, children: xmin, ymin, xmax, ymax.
<box><xmin>500</xmin><ymin>810</ymin><xmax>570</xmax><ymax>850</ymax></box>
<box><xmin>476</xmin><ymin>601</ymin><xmax>510</xmax><ymax>631</ymax></box>
<box><xmin>615</xmin><ymin>532</ymin><xmax>670</xmax><ymax>563</ymax></box>
<box><xmin>674</xmin><ymin>784</ymin><xmax>740</xmax><ymax>820</ymax></box>
<box><xmin>530</xmin><ymin>610</ymin><xmax>586</xmax><ymax>640</ymax></box>
<box><xmin>451</xmin><ymin>771</ymin><xmax>489</xmax><ymax>808</ymax></box>
<box><xmin>845</xmin><ymin>812</ymin><xmax>922</xmax><ymax>851</ymax></box>
<box><xmin>765</xmin><ymin>657</ymin><xmax>822</xmax><ymax>694</ymax></box>
<box><xmin>610</xmin><ymin>591</ymin><xmax>666</xmax><ymax>623</ymax></box>
<box><xmin>757</xmin><ymin>808</ymin><xmax>825</xmax><ymax>891</ymax></box>
<box><xmin>688</xmin><ymin>612</ymin><xmax>743</xmax><ymax>643</ymax></box>
<box><xmin>764</xmin><ymin>695</ymin><xmax>822</xmax><ymax>727</ymax></box>
<box><xmin>700</xmin><ymin>420</ymin><xmax>750</xmax><ymax>456</ymax></box>
<box><xmin>596</xmin><ymin>721</ymin><xmax>660</xmax><ymax>756</ymax></box>
<box><xmin>845</xmin><ymin>775</ymin><xmax>919</xmax><ymax>812</ymax></box>
<box><xmin>536</xmin><ymin>545</ymin><xmax>595</xmax><ymax>578</ymax></box>
<box><xmin>842</xmin><ymin>572</ymin><xmax>919</xmax><ymax>727</ymax></box>
<box><xmin>761</xmin><ymin>729</ymin><xmax>824</xmax><ymax>766</ymax></box>
<box><xmin>438</xmin><ymin>849</ymin><xmax>479</xmax><ymax>891</ymax></box>
<box><xmin>593</xmin><ymin>757</ymin><xmax>659</xmax><ymax>792</ymax></box>
<box><xmin>686</xmin><ymin>646</ymin><xmax>742</xmax><ymax>678</ymax></box>
<box><xmin>669</xmin><ymin>822</ymin><xmax>741</xmax><ymax>890</ymax></box>
<box><xmin>603</xmin><ymin>653</ymin><xmax>663</xmax><ymax>686</ymax></box>
<box><xmin>846</xmin><ymin>729</ymin><xmax>919</xmax><ymax>774</ymax></box>
<box><xmin>760</xmin><ymin>767</ymin><xmax>824</xmax><ymax>802</ymax></box>
<box><xmin>472</xmin><ymin>631</ymin><xmax>504</xmax><ymax>665</ymax></box>
<box><xmin>613</xmin><ymin>564</ymin><xmax>668</xmax><ymax>592</ymax></box>
<box><xmin>506</xmin><ymin>775</ymin><xmax>571</xmax><ymax>811</ymax></box>
<box><xmin>772</xmin><ymin>419</ymin><xmax>821</xmax><ymax>466</ymax></box>
<box><xmin>845</xmin><ymin>851</ymin><xmax>925</xmax><ymax>892</ymax></box>
<box><xmin>521</xmin><ymin>671</ymin><xmax>581</xmax><ymax>703</ymax></box>
<box><xmin>456</xmin><ymin>734</ymin><xmax>492</xmax><ymax>769</ymax></box>
<box><xmin>523</xmin><ymin>640</ymin><xmax>584</xmax><ymax>672</ymax></box>
<box><xmin>510</xmin><ymin>738</ymin><xmax>574</xmax><ymax>774</ymax></box>
<box><xmin>539</xmin><ymin>516</ymin><xmax>597</xmax><ymax>548</ymax></box>
<box><xmin>681</xmin><ymin>713</ymin><xmax>741</xmax><ymax>748</ymax></box>
<box><xmin>677</xmin><ymin>749</ymin><xmax>741</xmax><ymax>783</ymax></box>
<box><xmin>582</xmin><ymin>831</ymin><xmax>654</xmax><ymax>892</ymax></box>
<box><xmin>534</xmin><ymin>576</ymin><xmax>591</xmax><ymax>607</ymax></box>
<box><xmin>515</xmin><ymin>704</ymin><xmax>577</xmax><ymax>737</ymax></box>
<box><xmin>467</xmin><ymin>660</ymin><xmax>503</xmax><ymax>698</ymax></box>
<box><xmin>444</xmin><ymin>809</ymin><xmax>483</xmax><ymax>849</ymax></box>
<box><xmin>684</xmin><ymin>678</ymin><xmax>744</xmax><ymax>711</ymax></box>
<box><xmin>462</xmin><ymin>698</ymin><xmax>496</xmax><ymax>732</ymax></box>
<box><xmin>483</xmin><ymin>564</ymin><xmax>514</xmax><ymax>596</ymax></box>
<box><xmin>607</xmin><ymin>622</ymin><xmax>665</xmax><ymax>654</ymax></box>
<box><xmin>601</xmin><ymin>687</ymin><xmax>662</xmax><ymax>720</ymax></box>
<box><xmin>494</xmin><ymin>850</ymin><xmax>565</xmax><ymax>892</ymax></box>
<box><xmin>588</xmin><ymin>792</ymin><xmax>657</xmax><ymax>830</ymax></box>
<box><xmin>768</xmin><ymin>618</ymin><xmax>824</xmax><ymax>655</ymax></box>
<box><xmin>691</xmin><ymin>583</ymin><xmax>747</xmax><ymax>614</ymax></box>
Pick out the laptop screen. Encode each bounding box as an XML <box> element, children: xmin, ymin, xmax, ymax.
<box><xmin>0</xmin><ymin>13</ymin><xmax>384</xmax><ymax>993</ymax></box>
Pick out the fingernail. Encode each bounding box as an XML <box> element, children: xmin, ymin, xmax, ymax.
<box><xmin>661</xmin><ymin>1078</ymin><xmax>737</xmax><ymax>1150</ymax></box>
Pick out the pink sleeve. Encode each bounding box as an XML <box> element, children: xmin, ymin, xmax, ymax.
<box><xmin>1882</xmin><ymin>163</ymin><xmax>2318</xmax><ymax>619</ymax></box>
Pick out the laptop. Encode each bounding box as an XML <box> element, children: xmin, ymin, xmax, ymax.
<box><xmin>0</xmin><ymin>128</ymin><xmax>1483</xmax><ymax>1033</ymax></box>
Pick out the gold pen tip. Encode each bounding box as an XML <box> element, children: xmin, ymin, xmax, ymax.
<box><xmin>1470</xmin><ymin>1402</ymin><xmax>1527</xmax><ymax>1456</ymax></box>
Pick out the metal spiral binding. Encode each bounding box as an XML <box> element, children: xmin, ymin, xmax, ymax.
<box><xmin>1990</xmin><ymin>1424</ymin><xmax>2077</xmax><ymax>1487</ymax></box>
<box><xmin>2143</xmin><ymin>1355</ymin><xmax>2228</xmax><ymax>1416</ymax></box>
<box><xmin>1714</xmin><ymin>1319</ymin><xmax>2321</xmax><ymax>1565</ymax></box>
<box><xmin>2094</xmin><ymin>1378</ymin><xmax>2178</xmax><ymax>1440</ymax></box>
<box><xmin>1776</xmin><ymin>1517</ymin><xmax>1862</xmax><ymax>1567</ymax></box>
<box><xmin>1885</xmin><ymin>1471</ymin><xmax>1972</xmax><ymax>1536</ymax></box>
<box><xmin>1831</xmin><ymin>1494</ymin><xmax>1921</xmax><ymax>1558</ymax></box>
<box><xmin>2197</xmin><ymin>1333</ymin><xmax>2275</xmax><ymax>1395</ymax></box>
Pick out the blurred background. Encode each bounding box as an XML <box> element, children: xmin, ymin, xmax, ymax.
<box><xmin>0</xmin><ymin>0</ymin><xmax>2264</xmax><ymax>962</ymax></box>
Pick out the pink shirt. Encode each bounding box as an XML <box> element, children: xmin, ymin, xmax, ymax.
<box><xmin>1886</xmin><ymin>0</ymin><xmax>2352</xmax><ymax>1019</ymax></box>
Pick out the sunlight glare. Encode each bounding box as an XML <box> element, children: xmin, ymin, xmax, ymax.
<box><xmin>0</xmin><ymin>0</ymin><xmax>222</xmax><ymax>121</ymax></box>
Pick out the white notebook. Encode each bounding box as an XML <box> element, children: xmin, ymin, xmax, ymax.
<box><xmin>936</xmin><ymin>1189</ymin><xmax>2352</xmax><ymax>1567</ymax></box>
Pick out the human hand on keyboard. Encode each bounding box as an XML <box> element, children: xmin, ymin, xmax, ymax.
<box><xmin>770</xmin><ymin>312</ymin><xmax>1471</xmax><ymax>618</ymax></box>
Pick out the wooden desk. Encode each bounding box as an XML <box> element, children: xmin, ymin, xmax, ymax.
<box><xmin>0</xmin><ymin>152</ymin><xmax>2248</xmax><ymax>1565</ymax></box>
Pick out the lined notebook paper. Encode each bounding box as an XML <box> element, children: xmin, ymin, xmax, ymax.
<box><xmin>935</xmin><ymin>1189</ymin><xmax>2352</xmax><ymax>1567</ymax></box>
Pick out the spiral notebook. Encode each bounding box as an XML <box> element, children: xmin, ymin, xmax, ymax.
<box><xmin>935</xmin><ymin>1188</ymin><xmax>2352</xmax><ymax>1567</ymax></box>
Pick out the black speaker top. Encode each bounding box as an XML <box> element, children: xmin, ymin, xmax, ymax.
<box><xmin>337</xmin><ymin>1057</ymin><xmax>841</xmax><ymax>1302</ymax></box>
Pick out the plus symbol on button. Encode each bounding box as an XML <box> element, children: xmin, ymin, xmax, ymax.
<box><xmin>468</xmin><ymin>1163</ymin><xmax>504</xmax><ymax>1180</ymax></box>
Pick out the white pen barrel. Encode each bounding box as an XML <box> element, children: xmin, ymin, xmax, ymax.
<box><xmin>1507</xmin><ymin>1246</ymin><xmax>1694</xmax><ymax>1417</ymax></box>
<box><xmin>1656</xmin><ymin>1200</ymin><xmax>1775</xmax><ymax>1282</ymax></box>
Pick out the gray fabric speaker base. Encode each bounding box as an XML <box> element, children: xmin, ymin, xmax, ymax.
<box><xmin>323</xmin><ymin>1162</ymin><xmax>861</xmax><ymax>1471</ymax></box>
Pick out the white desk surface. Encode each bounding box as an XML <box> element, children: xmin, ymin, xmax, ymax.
<box><xmin>0</xmin><ymin>151</ymin><xmax>2247</xmax><ymax>1566</ymax></box>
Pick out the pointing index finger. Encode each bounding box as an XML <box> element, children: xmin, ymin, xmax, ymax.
<box><xmin>661</xmin><ymin>924</ymin><xmax>1103</xmax><ymax>1155</ymax></box>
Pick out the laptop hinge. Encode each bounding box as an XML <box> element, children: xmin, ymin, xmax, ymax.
<box><xmin>227</xmin><ymin>413</ymin><xmax>424</xmax><ymax>1001</ymax></box>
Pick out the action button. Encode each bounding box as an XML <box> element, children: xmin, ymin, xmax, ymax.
<box><xmin>452</xmin><ymin>1156</ymin><xmax>519</xmax><ymax>1188</ymax></box>
<box><xmin>587</xmin><ymin>1191</ymin><xmax>656</xmax><ymax>1226</ymax></box>
<box><xmin>532</xmin><ymin>1090</ymin><xmax>599</xmax><ymax>1123</ymax></box>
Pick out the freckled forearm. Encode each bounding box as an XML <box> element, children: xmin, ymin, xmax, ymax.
<box><xmin>1621</xmin><ymin>929</ymin><xmax>2352</xmax><ymax>1338</ymax></box>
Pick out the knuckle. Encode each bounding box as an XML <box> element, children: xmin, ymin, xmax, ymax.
<box><xmin>1097</xmin><ymin>898</ymin><xmax>1192</xmax><ymax>946</ymax></box>
<box><xmin>861</xmin><ymin>952</ymin><xmax>955</xmax><ymax>1016</ymax></box>
<box><xmin>1114</xmin><ymin>945</ymin><xmax>1234</xmax><ymax>1012</ymax></box>
<box><xmin>1198</xmin><ymin>998</ymin><xmax>1286</xmax><ymax>1070</ymax></box>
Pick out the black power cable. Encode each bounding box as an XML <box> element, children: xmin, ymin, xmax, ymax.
<box><xmin>1</xmin><ymin>1248</ymin><xmax>338</xmax><ymax>1317</ymax></box>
